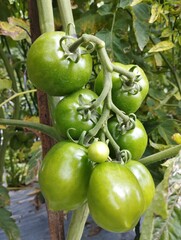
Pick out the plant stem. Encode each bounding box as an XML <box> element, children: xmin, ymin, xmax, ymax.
<box><xmin>140</xmin><ymin>145</ymin><xmax>181</xmax><ymax>165</ymax></box>
<box><xmin>36</xmin><ymin>0</ymin><xmax>54</xmax><ymax>33</ymax></box>
<box><xmin>66</xmin><ymin>203</ymin><xmax>89</xmax><ymax>240</ymax></box>
<box><xmin>0</xmin><ymin>118</ymin><xmax>61</xmax><ymax>142</ymax></box>
<box><xmin>0</xmin><ymin>130</ymin><xmax>9</xmax><ymax>184</ymax></box>
<box><xmin>0</xmin><ymin>89</ymin><xmax>37</xmax><ymax>108</ymax></box>
<box><xmin>0</xmin><ymin>44</ymin><xmax>20</xmax><ymax>119</ymax></box>
<box><xmin>57</xmin><ymin>0</ymin><xmax>76</xmax><ymax>36</ymax></box>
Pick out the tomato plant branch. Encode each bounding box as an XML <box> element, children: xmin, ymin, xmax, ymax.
<box><xmin>0</xmin><ymin>89</ymin><xmax>37</xmax><ymax>108</ymax></box>
<box><xmin>36</xmin><ymin>0</ymin><xmax>54</xmax><ymax>33</ymax></box>
<box><xmin>66</xmin><ymin>203</ymin><xmax>89</xmax><ymax>240</ymax></box>
<box><xmin>57</xmin><ymin>0</ymin><xmax>76</xmax><ymax>36</ymax></box>
<box><xmin>140</xmin><ymin>145</ymin><xmax>181</xmax><ymax>165</ymax></box>
<box><xmin>0</xmin><ymin>44</ymin><xmax>20</xmax><ymax>119</ymax></box>
<box><xmin>0</xmin><ymin>118</ymin><xmax>61</xmax><ymax>142</ymax></box>
<box><xmin>84</xmin><ymin>104</ymin><xmax>110</xmax><ymax>145</ymax></box>
<box><xmin>103</xmin><ymin>124</ymin><xmax>123</xmax><ymax>162</ymax></box>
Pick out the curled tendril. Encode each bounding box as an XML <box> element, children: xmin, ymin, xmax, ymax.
<box><xmin>121</xmin><ymin>81</ymin><xmax>142</xmax><ymax>95</ymax></box>
<box><xmin>59</xmin><ymin>35</ymin><xmax>81</xmax><ymax>63</ymax></box>
<box><xmin>66</xmin><ymin>128</ymin><xmax>79</xmax><ymax>143</ymax></box>
<box><xmin>118</xmin><ymin>149</ymin><xmax>132</xmax><ymax>163</ymax></box>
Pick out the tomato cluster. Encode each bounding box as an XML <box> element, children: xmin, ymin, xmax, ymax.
<box><xmin>27</xmin><ymin>31</ymin><xmax>155</xmax><ymax>233</ymax></box>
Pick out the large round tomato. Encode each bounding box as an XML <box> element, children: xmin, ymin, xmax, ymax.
<box><xmin>94</xmin><ymin>62</ymin><xmax>149</xmax><ymax>113</ymax></box>
<box><xmin>38</xmin><ymin>141</ymin><xmax>92</xmax><ymax>211</ymax></box>
<box><xmin>87</xmin><ymin>161</ymin><xmax>144</xmax><ymax>232</ymax></box>
<box><xmin>108</xmin><ymin>118</ymin><xmax>148</xmax><ymax>160</ymax></box>
<box><xmin>54</xmin><ymin>89</ymin><xmax>101</xmax><ymax>139</ymax></box>
<box><xmin>125</xmin><ymin>160</ymin><xmax>155</xmax><ymax>212</ymax></box>
<box><xmin>27</xmin><ymin>31</ymin><xmax>92</xmax><ymax>96</ymax></box>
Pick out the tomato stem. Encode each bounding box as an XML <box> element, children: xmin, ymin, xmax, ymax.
<box><xmin>84</xmin><ymin>105</ymin><xmax>110</xmax><ymax>145</ymax></box>
<box><xmin>0</xmin><ymin>118</ymin><xmax>61</xmax><ymax>141</ymax></box>
<box><xmin>112</xmin><ymin>64</ymin><xmax>135</xmax><ymax>82</ymax></box>
<box><xmin>66</xmin><ymin>203</ymin><xmax>89</xmax><ymax>240</ymax></box>
<box><xmin>140</xmin><ymin>144</ymin><xmax>181</xmax><ymax>165</ymax></box>
<box><xmin>36</xmin><ymin>0</ymin><xmax>54</xmax><ymax>33</ymax></box>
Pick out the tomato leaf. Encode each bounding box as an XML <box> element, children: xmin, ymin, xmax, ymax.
<box><xmin>140</xmin><ymin>151</ymin><xmax>181</xmax><ymax>240</ymax></box>
<box><xmin>0</xmin><ymin>17</ymin><xmax>30</xmax><ymax>42</ymax></box>
<box><xmin>149</xmin><ymin>3</ymin><xmax>162</xmax><ymax>23</ymax></box>
<box><xmin>0</xmin><ymin>208</ymin><xmax>20</xmax><ymax>240</ymax></box>
<box><xmin>131</xmin><ymin>3</ymin><xmax>151</xmax><ymax>50</ymax></box>
<box><xmin>0</xmin><ymin>79</ymin><xmax>12</xmax><ymax>92</ymax></box>
<box><xmin>0</xmin><ymin>186</ymin><xmax>10</xmax><ymax>207</ymax></box>
<box><xmin>149</xmin><ymin>41</ymin><xmax>175</xmax><ymax>53</ymax></box>
<box><xmin>118</xmin><ymin>0</ymin><xmax>132</xmax><ymax>9</ymax></box>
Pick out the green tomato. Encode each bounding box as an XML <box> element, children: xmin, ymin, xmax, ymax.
<box><xmin>108</xmin><ymin>118</ymin><xmax>148</xmax><ymax>160</ymax></box>
<box><xmin>27</xmin><ymin>31</ymin><xmax>92</xmax><ymax>96</ymax></box>
<box><xmin>87</xmin><ymin>161</ymin><xmax>144</xmax><ymax>232</ymax></box>
<box><xmin>94</xmin><ymin>62</ymin><xmax>149</xmax><ymax>113</ymax></box>
<box><xmin>88</xmin><ymin>141</ymin><xmax>110</xmax><ymax>163</ymax></box>
<box><xmin>54</xmin><ymin>89</ymin><xmax>101</xmax><ymax>139</ymax></box>
<box><xmin>125</xmin><ymin>160</ymin><xmax>155</xmax><ymax>212</ymax></box>
<box><xmin>38</xmin><ymin>141</ymin><xmax>92</xmax><ymax>211</ymax></box>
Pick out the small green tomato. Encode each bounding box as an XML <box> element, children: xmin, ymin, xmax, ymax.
<box><xmin>88</xmin><ymin>141</ymin><xmax>110</xmax><ymax>163</ymax></box>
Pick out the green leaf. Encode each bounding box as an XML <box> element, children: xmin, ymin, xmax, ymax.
<box><xmin>131</xmin><ymin>0</ymin><xmax>143</xmax><ymax>7</ymax></box>
<box><xmin>0</xmin><ymin>208</ymin><xmax>20</xmax><ymax>240</ymax></box>
<box><xmin>0</xmin><ymin>17</ymin><xmax>30</xmax><ymax>42</ymax></box>
<box><xmin>140</xmin><ymin>151</ymin><xmax>181</xmax><ymax>240</ymax></box>
<box><xmin>97</xmin><ymin>2</ymin><xmax>114</xmax><ymax>16</ymax></box>
<box><xmin>118</xmin><ymin>0</ymin><xmax>132</xmax><ymax>9</ymax></box>
<box><xmin>131</xmin><ymin>3</ymin><xmax>151</xmax><ymax>50</ymax></box>
<box><xmin>0</xmin><ymin>79</ymin><xmax>12</xmax><ymax>91</ymax></box>
<box><xmin>149</xmin><ymin>3</ymin><xmax>162</xmax><ymax>23</ymax></box>
<box><xmin>0</xmin><ymin>186</ymin><xmax>10</xmax><ymax>207</ymax></box>
<box><xmin>149</xmin><ymin>41</ymin><xmax>175</xmax><ymax>53</ymax></box>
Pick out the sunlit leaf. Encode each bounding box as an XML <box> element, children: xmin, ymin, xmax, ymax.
<box><xmin>149</xmin><ymin>3</ymin><xmax>162</xmax><ymax>23</ymax></box>
<box><xmin>0</xmin><ymin>79</ymin><xmax>12</xmax><ymax>91</ymax></box>
<box><xmin>172</xmin><ymin>133</ymin><xmax>181</xmax><ymax>144</ymax></box>
<box><xmin>149</xmin><ymin>139</ymin><xmax>171</xmax><ymax>151</ymax></box>
<box><xmin>161</xmin><ymin>28</ymin><xmax>172</xmax><ymax>38</ymax></box>
<box><xmin>149</xmin><ymin>41</ymin><xmax>175</xmax><ymax>53</ymax></box>
<box><xmin>140</xmin><ymin>151</ymin><xmax>181</xmax><ymax>240</ymax></box>
<box><xmin>0</xmin><ymin>17</ymin><xmax>30</xmax><ymax>42</ymax></box>
<box><xmin>0</xmin><ymin>208</ymin><xmax>20</xmax><ymax>240</ymax></box>
<box><xmin>131</xmin><ymin>3</ymin><xmax>151</xmax><ymax>50</ymax></box>
<box><xmin>131</xmin><ymin>0</ymin><xmax>143</xmax><ymax>7</ymax></box>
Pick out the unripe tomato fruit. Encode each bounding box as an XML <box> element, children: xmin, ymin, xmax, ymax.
<box><xmin>88</xmin><ymin>141</ymin><xmax>110</xmax><ymax>163</ymax></box>
<box><xmin>108</xmin><ymin>118</ymin><xmax>148</xmax><ymax>160</ymax></box>
<box><xmin>87</xmin><ymin>161</ymin><xmax>145</xmax><ymax>232</ymax></box>
<box><xmin>27</xmin><ymin>31</ymin><xmax>92</xmax><ymax>96</ymax></box>
<box><xmin>125</xmin><ymin>160</ymin><xmax>155</xmax><ymax>212</ymax></box>
<box><xmin>55</xmin><ymin>89</ymin><xmax>101</xmax><ymax>139</ymax></box>
<box><xmin>94</xmin><ymin>62</ymin><xmax>149</xmax><ymax>113</ymax></box>
<box><xmin>38</xmin><ymin>141</ymin><xmax>93</xmax><ymax>211</ymax></box>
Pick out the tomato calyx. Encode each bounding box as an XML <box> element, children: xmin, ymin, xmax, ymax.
<box><xmin>76</xmin><ymin>94</ymin><xmax>100</xmax><ymax>123</ymax></box>
<box><xmin>59</xmin><ymin>35</ymin><xmax>81</xmax><ymax>62</ymax></box>
<box><xmin>115</xmin><ymin>113</ymin><xmax>136</xmax><ymax>135</ymax></box>
<box><xmin>116</xmin><ymin>66</ymin><xmax>143</xmax><ymax>95</ymax></box>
